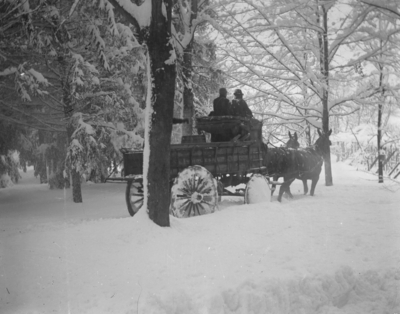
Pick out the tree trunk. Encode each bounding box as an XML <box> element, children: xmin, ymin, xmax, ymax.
<box><xmin>52</xmin><ymin>12</ymin><xmax>83</xmax><ymax>202</ymax></box>
<box><xmin>145</xmin><ymin>0</ymin><xmax>176</xmax><ymax>227</ymax></box>
<box><xmin>60</xmin><ymin>57</ymin><xmax>82</xmax><ymax>203</ymax></box>
<box><xmin>317</xmin><ymin>3</ymin><xmax>333</xmax><ymax>186</ymax></box>
<box><xmin>49</xmin><ymin>134</ymin><xmax>69</xmax><ymax>189</ymax></box>
<box><xmin>377</xmin><ymin>43</ymin><xmax>384</xmax><ymax>183</ymax></box>
<box><xmin>66</xmin><ymin>125</ymin><xmax>83</xmax><ymax>202</ymax></box>
<box><xmin>37</xmin><ymin>157</ymin><xmax>48</xmax><ymax>184</ymax></box>
<box><xmin>181</xmin><ymin>0</ymin><xmax>198</xmax><ymax>136</ymax></box>
<box><xmin>377</xmin><ymin>100</ymin><xmax>383</xmax><ymax>183</ymax></box>
<box><xmin>305</xmin><ymin>122</ymin><xmax>311</xmax><ymax>146</ymax></box>
<box><xmin>37</xmin><ymin>130</ymin><xmax>48</xmax><ymax>183</ymax></box>
<box><xmin>182</xmin><ymin>45</ymin><xmax>195</xmax><ymax>136</ymax></box>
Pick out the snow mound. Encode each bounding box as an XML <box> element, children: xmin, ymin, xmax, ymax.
<box><xmin>0</xmin><ymin>174</ymin><xmax>13</xmax><ymax>188</ymax></box>
<box><xmin>142</xmin><ymin>267</ymin><xmax>400</xmax><ymax>314</ymax></box>
<box><xmin>244</xmin><ymin>174</ymin><xmax>271</xmax><ymax>204</ymax></box>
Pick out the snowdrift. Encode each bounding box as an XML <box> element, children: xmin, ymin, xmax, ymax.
<box><xmin>144</xmin><ymin>267</ymin><xmax>400</xmax><ymax>314</ymax></box>
<box><xmin>1</xmin><ymin>162</ymin><xmax>399</xmax><ymax>314</ymax></box>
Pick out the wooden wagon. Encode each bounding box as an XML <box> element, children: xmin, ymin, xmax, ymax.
<box><xmin>121</xmin><ymin>116</ymin><xmax>272</xmax><ymax>217</ymax></box>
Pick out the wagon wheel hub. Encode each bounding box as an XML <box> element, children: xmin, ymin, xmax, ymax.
<box><xmin>191</xmin><ymin>192</ymin><xmax>203</xmax><ymax>204</ymax></box>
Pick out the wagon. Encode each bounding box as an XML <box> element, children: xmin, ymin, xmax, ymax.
<box><xmin>120</xmin><ymin>116</ymin><xmax>272</xmax><ymax>217</ymax></box>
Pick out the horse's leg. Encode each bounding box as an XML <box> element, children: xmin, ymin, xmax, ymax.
<box><xmin>277</xmin><ymin>184</ymin><xmax>285</xmax><ymax>202</ymax></box>
<box><xmin>271</xmin><ymin>175</ymin><xmax>278</xmax><ymax>196</ymax></box>
<box><xmin>278</xmin><ymin>177</ymin><xmax>295</xmax><ymax>202</ymax></box>
<box><xmin>302</xmin><ymin>179</ymin><xmax>308</xmax><ymax>195</ymax></box>
<box><xmin>284</xmin><ymin>179</ymin><xmax>293</xmax><ymax>198</ymax></box>
<box><xmin>309</xmin><ymin>175</ymin><xmax>320</xmax><ymax>196</ymax></box>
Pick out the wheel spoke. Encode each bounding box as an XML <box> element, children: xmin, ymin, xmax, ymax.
<box><xmin>195</xmin><ymin>176</ymin><xmax>204</xmax><ymax>191</ymax></box>
<box><xmin>189</xmin><ymin>176</ymin><xmax>196</xmax><ymax>192</ymax></box>
<box><xmin>198</xmin><ymin>202</ymin><xmax>205</xmax><ymax>212</ymax></box>
<box><xmin>177</xmin><ymin>194</ymin><xmax>191</xmax><ymax>199</ymax></box>
<box><xmin>179</xmin><ymin>199</ymin><xmax>191</xmax><ymax>209</ymax></box>
<box><xmin>178</xmin><ymin>186</ymin><xmax>191</xmax><ymax>195</ymax></box>
<box><xmin>194</xmin><ymin>203</ymin><xmax>201</xmax><ymax>216</ymax></box>
<box><xmin>201</xmin><ymin>199</ymin><xmax>215</xmax><ymax>207</ymax></box>
<box><xmin>202</xmin><ymin>195</ymin><xmax>213</xmax><ymax>203</ymax></box>
<box><xmin>126</xmin><ymin>180</ymin><xmax>144</xmax><ymax>216</ymax></box>
<box><xmin>132</xmin><ymin>198</ymin><xmax>144</xmax><ymax>205</ymax></box>
<box><xmin>186</xmin><ymin>202</ymin><xmax>193</xmax><ymax>217</ymax></box>
<box><xmin>182</xmin><ymin>181</ymin><xmax>192</xmax><ymax>194</ymax></box>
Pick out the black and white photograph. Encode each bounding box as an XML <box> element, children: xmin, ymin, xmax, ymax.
<box><xmin>1</xmin><ymin>0</ymin><xmax>400</xmax><ymax>313</ymax></box>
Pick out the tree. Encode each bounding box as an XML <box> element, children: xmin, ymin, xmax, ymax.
<box><xmin>212</xmin><ymin>0</ymin><xmax>388</xmax><ymax>186</ymax></box>
<box><xmin>0</xmin><ymin>1</ymin><xmax>144</xmax><ymax>199</ymax></box>
<box><xmin>172</xmin><ymin>0</ymin><xmax>214</xmax><ymax>135</ymax></box>
<box><xmin>360</xmin><ymin>0</ymin><xmax>400</xmax><ymax>18</ymax></box>
<box><xmin>350</xmin><ymin>6</ymin><xmax>400</xmax><ymax>182</ymax></box>
<box><xmin>175</xmin><ymin>34</ymin><xmax>224</xmax><ymax>133</ymax></box>
<box><xmin>109</xmin><ymin>0</ymin><xmax>217</xmax><ymax>226</ymax></box>
<box><xmin>108</xmin><ymin>0</ymin><xmax>178</xmax><ymax>226</ymax></box>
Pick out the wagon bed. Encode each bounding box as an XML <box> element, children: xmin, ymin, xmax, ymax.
<box><xmin>121</xmin><ymin>117</ymin><xmax>271</xmax><ymax>217</ymax></box>
<box><xmin>122</xmin><ymin>140</ymin><xmax>266</xmax><ymax>179</ymax></box>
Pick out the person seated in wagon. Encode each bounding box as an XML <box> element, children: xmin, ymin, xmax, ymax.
<box><xmin>231</xmin><ymin>89</ymin><xmax>253</xmax><ymax>140</ymax></box>
<box><xmin>231</xmin><ymin>89</ymin><xmax>253</xmax><ymax>118</ymax></box>
<box><xmin>206</xmin><ymin>88</ymin><xmax>254</xmax><ymax>142</ymax></box>
<box><xmin>209</xmin><ymin>87</ymin><xmax>232</xmax><ymax>117</ymax></box>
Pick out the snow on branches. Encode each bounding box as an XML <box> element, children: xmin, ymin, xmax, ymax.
<box><xmin>212</xmin><ymin>0</ymin><xmax>399</xmax><ymax>139</ymax></box>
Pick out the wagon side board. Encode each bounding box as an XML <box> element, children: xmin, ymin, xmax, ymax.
<box><xmin>122</xmin><ymin>141</ymin><xmax>266</xmax><ymax>179</ymax></box>
<box><xmin>170</xmin><ymin>141</ymin><xmax>265</xmax><ymax>177</ymax></box>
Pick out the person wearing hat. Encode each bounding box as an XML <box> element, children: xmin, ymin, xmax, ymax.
<box><xmin>208</xmin><ymin>87</ymin><xmax>233</xmax><ymax>142</ymax></box>
<box><xmin>210</xmin><ymin>87</ymin><xmax>232</xmax><ymax>117</ymax></box>
<box><xmin>231</xmin><ymin>89</ymin><xmax>253</xmax><ymax>118</ymax></box>
<box><xmin>231</xmin><ymin>89</ymin><xmax>253</xmax><ymax>141</ymax></box>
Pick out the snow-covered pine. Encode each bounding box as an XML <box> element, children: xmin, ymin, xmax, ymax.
<box><xmin>66</xmin><ymin>114</ymin><xmax>107</xmax><ymax>182</ymax></box>
<box><xmin>0</xmin><ymin>151</ymin><xmax>21</xmax><ymax>188</ymax></box>
<box><xmin>0</xmin><ymin>0</ymin><xmax>148</xmax><ymax>193</ymax></box>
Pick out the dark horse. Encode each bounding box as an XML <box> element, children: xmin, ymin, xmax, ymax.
<box><xmin>286</xmin><ymin>131</ymin><xmax>300</xmax><ymax>150</ymax></box>
<box><xmin>264</xmin><ymin>129</ymin><xmax>332</xmax><ymax>202</ymax></box>
<box><xmin>266</xmin><ymin>131</ymin><xmax>300</xmax><ymax>197</ymax></box>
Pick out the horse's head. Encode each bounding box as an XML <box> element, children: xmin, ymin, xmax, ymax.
<box><xmin>315</xmin><ymin>129</ymin><xmax>332</xmax><ymax>154</ymax></box>
<box><xmin>286</xmin><ymin>131</ymin><xmax>300</xmax><ymax>149</ymax></box>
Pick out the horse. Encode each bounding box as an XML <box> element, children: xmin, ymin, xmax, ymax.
<box><xmin>264</xmin><ymin>129</ymin><xmax>332</xmax><ymax>202</ymax></box>
<box><xmin>286</xmin><ymin>131</ymin><xmax>300</xmax><ymax>149</ymax></box>
<box><xmin>264</xmin><ymin>131</ymin><xmax>300</xmax><ymax>197</ymax></box>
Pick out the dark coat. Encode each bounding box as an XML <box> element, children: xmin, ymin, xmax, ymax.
<box><xmin>212</xmin><ymin>96</ymin><xmax>232</xmax><ymax>116</ymax></box>
<box><xmin>231</xmin><ymin>98</ymin><xmax>252</xmax><ymax>118</ymax></box>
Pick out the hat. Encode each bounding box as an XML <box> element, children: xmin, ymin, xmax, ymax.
<box><xmin>234</xmin><ymin>89</ymin><xmax>243</xmax><ymax>96</ymax></box>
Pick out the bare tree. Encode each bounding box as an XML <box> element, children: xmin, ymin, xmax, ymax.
<box><xmin>212</xmin><ymin>0</ymin><xmax>390</xmax><ymax>186</ymax></box>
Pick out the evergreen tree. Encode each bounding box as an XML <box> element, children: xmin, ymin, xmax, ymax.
<box><xmin>0</xmin><ymin>0</ymin><xmax>145</xmax><ymax>200</ymax></box>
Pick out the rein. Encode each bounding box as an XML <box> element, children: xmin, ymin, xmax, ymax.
<box><xmin>267</xmin><ymin>141</ymin><xmax>280</xmax><ymax>148</ymax></box>
<box><xmin>269</xmin><ymin>133</ymin><xmax>287</xmax><ymax>146</ymax></box>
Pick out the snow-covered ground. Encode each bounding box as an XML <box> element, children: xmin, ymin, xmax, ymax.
<box><xmin>1</xmin><ymin>161</ymin><xmax>399</xmax><ymax>314</ymax></box>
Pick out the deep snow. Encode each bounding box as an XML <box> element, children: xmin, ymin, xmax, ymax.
<box><xmin>0</xmin><ymin>161</ymin><xmax>399</xmax><ymax>314</ymax></box>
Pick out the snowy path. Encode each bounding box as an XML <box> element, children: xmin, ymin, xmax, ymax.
<box><xmin>1</xmin><ymin>162</ymin><xmax>399</xmax><ymax>314</ymax></box>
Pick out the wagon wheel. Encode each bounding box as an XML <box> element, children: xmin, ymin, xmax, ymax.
<box><xmin>126</xmin><ymin>178</ymin><xmax>144</xmax><ymax>216</ymax></box>
<box><xmin>170</xmin><ymin>165</ymin><xmax>218</xmax><ymax>218</ymax></box>
<box><xmin>244</xmin><ymin>174</ymin><xmax>271</xmax><ymax>204</ymax></box>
